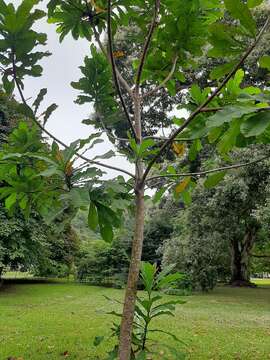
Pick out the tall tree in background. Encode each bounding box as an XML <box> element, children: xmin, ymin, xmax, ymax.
<box><xmin>0</xmin><ymin>1</ymin><xmax>270</xmax><ymax>358</ymax></box>
<box><xmin>162</xmin><ymin>147</ymin><xmax>270</xmax><ymax>289</ymax></box>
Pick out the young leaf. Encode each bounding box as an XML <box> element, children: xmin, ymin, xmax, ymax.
<box><xmin>140</xmin><ymin>262</ymin><xmax>156</xmax><ymax>295</ymax></box>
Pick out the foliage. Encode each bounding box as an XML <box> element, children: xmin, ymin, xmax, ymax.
<box><xmin>163</xmin><ymin>147</ymin><xmax>270</xmax><ymax>289</ymax></box>
<box><xmin>94</xmin><ymin>262</ymin><xmax>185</xmax><ymax>359</ymax></box>
<box><xmin>76</xmin><ymin>239</ymin><xmax>129</xmax><ymax>288</ymax></box>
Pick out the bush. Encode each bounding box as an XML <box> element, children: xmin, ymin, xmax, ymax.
<box><xmin>77</xmin><ymin>240</ymin><xmax>129</xmax><ymax>288</ymax></box>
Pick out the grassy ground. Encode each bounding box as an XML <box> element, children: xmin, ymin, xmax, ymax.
<box><xmin>0</xmin><ymin>280</ymin><xmax>269</xmax><ymax>360</ymax></box>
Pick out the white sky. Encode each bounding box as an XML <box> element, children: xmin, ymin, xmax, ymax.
<box><xmin>12</xmin><ymin>0</ymin><xmax>134</xmax><ymax>179</ymax></box>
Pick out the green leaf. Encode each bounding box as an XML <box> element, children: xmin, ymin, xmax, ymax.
<box><xmin>5</xmin><ymin>192</ymin><xmax>17</xmax><ymax>210</ymax></box>
<box><xmin>240</xmin><ymin>112</ymin><xmax>270</xmax><ymax>137</ymax></box>
<box><xmin>210</xmin><ymin>60</ymin><xmax>237</xmax><ymax>80</ymax></box>
<box><xmin>43</xmin><ymin>103</ymin><xmax>58</xmax><ymax>125</ymax></box>
<box><xmin>190</xmin><ymin>84</ymin><xmax>203</xmax><ymax>105</ymax></box>
<box><xmin>182</xmin><ymin>190</ymin><xmax>192</xmax><ymax>205</ymax></box>
<box><xmin>141</xmin><ymin>262</ymin><xmax>156</xmax><ymax>295</ymax></box>
<box><xmin>33</xmin><ymin>88</ymin><xmax>47</xmax><ymax>114</ymax></box>
<box><xmin>259</xmin><ymin>55</ymin><xmax>270</xmax><ymax>70</ymax></box>
<box><xmin>88</xmin><ymin>202</ymin><xmax>99</xmax><ymax>231</ymax></box>
<box><xmin>93</xmin><ymin>150</ymin><xmax>115</xmax><ymax>160</ymax></box>
<box><xmin>247</xmin><ymin>0</ymin><xmax>263</xmax><ymax>8</ymax></box>
<box><xmin>224</xmin><ymin>0</ymin><xmax>256</xmax><ymax>37</ymax></box>
<box><xmin>100</xmin><ymin>223</ymin><xmax>113</xmax><ymax>242</ymax></box>
<box><xmin>153</xmin><ymin>187</ymin><xmax>166</xmax><ymax>204</ymax></box>
<box><xmin>156</xmin><ymin>273</ymin><xmax>183</xmax><ymax>289</ymax></box>
<box><xmin>204</xmin><ymin>171</ymin><xmax>226</xmax><ymax>188</ymax></box>
<box><xmin>206</xmin><ymin>105</ymin><xmax>258</xmax><ymax>128</ymax></box>
<box><xmin>138</xmin><ymin>138</ymin><xmax>155</xmax><ymax>157</ymax></box>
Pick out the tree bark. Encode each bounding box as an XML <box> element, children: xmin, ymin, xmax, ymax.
<box><xmin>230</xmin><ymin>230</ymin><xmax>256</xmax><ymax>287</ymax></box>
<box><xmin>118</xmin><ymin>93</ymin><xmax>144</xmax><ymax>359</ymax></box>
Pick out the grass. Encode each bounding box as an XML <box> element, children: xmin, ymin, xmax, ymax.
<box><xmin>0</xmin><ymin>280</ymin><xmax>270</xmax><ymax>360</ymax></box>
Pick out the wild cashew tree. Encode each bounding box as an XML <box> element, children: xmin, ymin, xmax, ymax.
<box><xmin>1</xmin><ymin>0</ymin><xmax>270</xmax><ymax>358</ymax></box>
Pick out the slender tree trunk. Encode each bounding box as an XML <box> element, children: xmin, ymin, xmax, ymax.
<box><xmin>118</xmin><ymin>185</ymin><xmax>144</xmax><ymax>359</ymax></box>
<box><xmin>118</xmin><ymin>94</ymin><xmax>144</xmax><ymax>359</ymax></box>
<box><xmin>230</xmin><ymin>230</ymin><xmax>255</xmax><ymax>287</ymax></box>
<box><xmin>0</xmin><ymin>267</ymin><xmax>3</xmax><ymax>288</ymax></box>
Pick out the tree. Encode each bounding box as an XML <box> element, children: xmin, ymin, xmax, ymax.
<box><xmin>1</xmin><ymin>1</ymin><xmax>270</xmax><ymax>358</ymax></box>
<box><xmin>163</xmin><ymin>147</ymin><xmax>270</xmax><ymax>288</ymax></box>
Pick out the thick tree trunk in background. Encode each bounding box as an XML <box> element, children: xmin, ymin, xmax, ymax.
<box><xmin>118</xmin><ymin>185</ymin><xmax>145</xmax><ymax>360</ymax></box>
<box><xmin>230</xmin><ymin>230</ymin><xmax>256</xmax><ymax>287</ymax></box>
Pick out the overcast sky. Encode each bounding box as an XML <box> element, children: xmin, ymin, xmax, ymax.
<box><xmin>12</xmin><ymin>0</ymin><xmax>134</xmax><ymax>179</ymax></box>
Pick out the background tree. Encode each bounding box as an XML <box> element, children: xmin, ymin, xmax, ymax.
<box><xmin>163</xmin><ymin>147</ymin><xmax>270</xmax><ymax>288</ymax></box>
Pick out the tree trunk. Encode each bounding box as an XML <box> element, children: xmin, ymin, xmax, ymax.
<box><xmin>118</xmin><ymin>93</ymin><xmax>144</xmax><ymax>359</ymax></box>
<box><xmin>118</xmin><ymin>185</ymin><xmax>144</xmax><ymax>359</ymax></box>
<box><xmin>0</xmin><ymin>267</ymin><xmax>3</xmax><ymax>288</ymax></box>
<box><xmin>230</xmin><ymin>230</ymin><xmax>256</xmax><ymax>287</ymax></box>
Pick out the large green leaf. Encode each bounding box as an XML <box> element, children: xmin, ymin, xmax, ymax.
<box><xmin>206</xmin><ymin>105</ymin><xmax>258</xmax><ymax>128</ymax></box>
<box><xmin>240</xmin><ymin>112</ymin><xmax>270</xmax><ymax>137</ymax></box>
<box><xmin>217</xmin><ymin>120</ymin><xmax>241</xmax><ymax>154</ymax></box>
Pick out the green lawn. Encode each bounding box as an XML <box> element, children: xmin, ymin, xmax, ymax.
<box><xmin>0</xmin><ymin>281</ymin><xmax>270</xmax><ymax>360</ymax></box>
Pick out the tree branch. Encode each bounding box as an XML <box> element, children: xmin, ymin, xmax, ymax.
<box><xmin>135</xmin><ymin>0</ymin><xmax>161</xmax><ymax>91</ymax></box>
<box><xmin>146</xmin><ymin>155</ymin><xmax>270</xmax><ymax>183</ymax></box>
<box><xmin>251</xmin><ymin>254</ymin><xmax>270</xmax><ymax>259</ymax></box>
<box><xmin>106</xmin><ymin>0</ymin><xmax>137</xmax><ymax>140</ymax></box>
<box><xmin>11</xmin><ymin>53</ymin><xmax>135</xmax><ymax>179</ymax></box>
<box><xmin>141</xmin><ymin>17</ymin><xmax>270</xmax><ymax>184</ymax></box>
<box><xmin>143</xmin><ymin>56</ymin><xmax>178</xmax><ymax>99</ymax></box>
<box><xmin>92</xmin><ymin>27</ymin><xmax>133</xmax><ymax>98</ymax></box>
